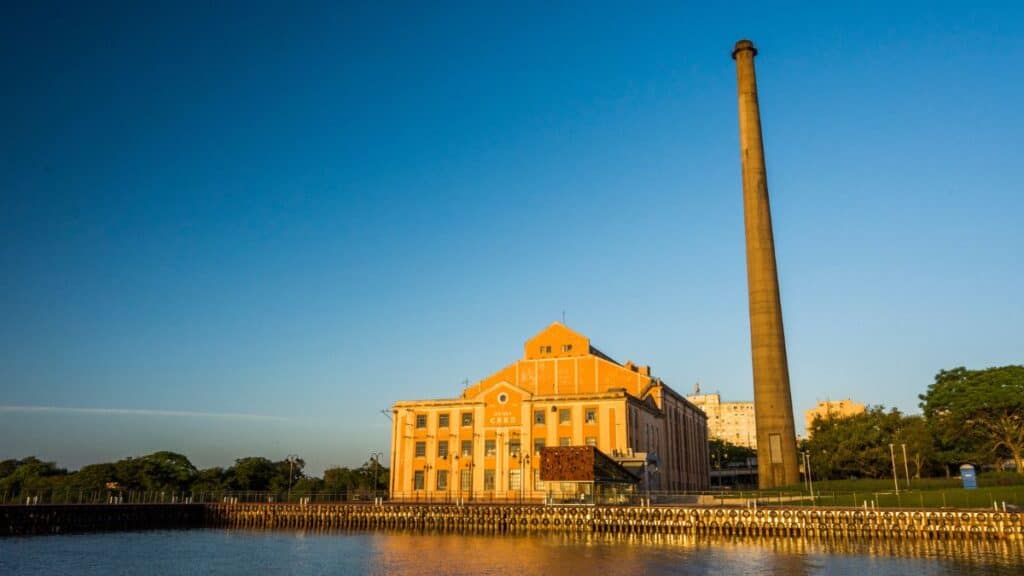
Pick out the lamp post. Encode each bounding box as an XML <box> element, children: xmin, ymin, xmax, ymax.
<box><xmin>901</xmin><ymin>443</ymin><xmax>911</xmax><ymax>489</ymax></box>
<box><xmin>801</xmin><ymin>452</ymin><xmax>809</xmax><ymax>493</ymax></box>
<box><xmin>521</xmin><ymin>453</ymin><xmax>531</xmax><ymax>503</ymax></box>
<box><xmin>370</xmin><ymin>451</ymin><xmax>383</xmax><ymax>500</ymax></box>
<box><xmin>889</xmin><ymin>444</ymin><xmax>899</xmax><ymax>495</ymax></box>
<box><xmin>496</xmin><ymin>431</ymin><xmax>504</xmax><ymax>498</ymax></box>
<box><xmin>286</xmin><ymin>454</ymin><xmax>299</xmax><ymax>502</ymax></box>
<box><xmin>804</xmin><ymin>452</ymin><xmax>815</xmax><ymax>502</ymax></box>
<box><xmin>453</xmin><ymin>453</ymin><xmax>460</xmax><ymax>503</ymax></box>
<box><xmin>423</xmin><ymin>463</ymin><xmax>432</xmax><ymax>502</ymax></box>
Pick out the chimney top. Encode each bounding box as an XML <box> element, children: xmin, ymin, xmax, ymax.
<box><xmin>732</xmin><ymin>39</ymin><xmax>757</xmax><ymax>60</ymax></box>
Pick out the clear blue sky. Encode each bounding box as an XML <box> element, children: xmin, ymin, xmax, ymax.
<box><xmin>2</xmin><ymin>2</ymin><xmax>1021</xmax><ymax>475</ymax></box>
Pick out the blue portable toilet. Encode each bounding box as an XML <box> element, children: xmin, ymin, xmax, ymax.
<box><xmin>960</xmin><ymin>464</ymin><xmax>977</xmax><ymax>489</ymax></box>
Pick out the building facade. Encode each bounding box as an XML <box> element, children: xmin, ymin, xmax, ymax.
<box><xmin>804</xmin><ymin>399</ymin><xmax>866</xmax><ymax>436</ymax></box>
<box><xmin>686</xmin><ymin>393</ymin><xmax>757</xmax><ymax>449</ymax></box>
<box><xmin>389</xmin><ymin>323</ymin><xmax>710</xmax><ymax>500</ymax></box>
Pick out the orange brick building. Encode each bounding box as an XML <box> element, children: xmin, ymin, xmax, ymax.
<box><xmin>389</xmin><ymin>323</ymin><xmax>710</xmax><ymax>500</ymax></box>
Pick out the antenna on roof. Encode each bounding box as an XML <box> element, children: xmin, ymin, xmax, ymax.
<box><xmin>379</xmin><ymin>409</ymin><xmax>392</xmax><ymax>421</ymax></box>
<box><xmin>462</xmin><ymin>378</ymin><xmax>470</xmax><ymax>389</ymax></box>
<box><xmin>561</xmin><ymin>310</ymin><xmax>566</xmax><ymax>324</ymax></box>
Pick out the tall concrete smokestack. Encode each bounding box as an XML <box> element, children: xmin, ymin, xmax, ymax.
<box><xmin>732</xmin><ymin>39</ymin><xmax>799</xmax><ymax>489</ymax></box>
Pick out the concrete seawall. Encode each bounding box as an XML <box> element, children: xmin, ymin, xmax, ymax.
<box><xmin>3</xmin><ymin>503</ymin><xmax>1022</xmax><ymax>540</ymax></box>
<box><xmin>1</xmin><ymin>504</ymin><xmax>204</xmax><ymax>536</ymax></box>
<box><xmin>203</xmin><ymin>503</ymin><xmax>1024</xmax><ymax>540</ymax></box>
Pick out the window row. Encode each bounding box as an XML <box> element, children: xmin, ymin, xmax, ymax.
<box><xmin>415</xmin><ymin>412</ymin><xmax>473</xmax><ymax>429</ymax></box>
<box><xmin>532</xmin><ymin>408</ymin><xmax>598</xmax><ymax>425</ymax></box>
<box><xmin>538</xmin><ymin>344</ymin><xmax>574</xmax><ymax>354</ymax></box>
<box><xmin>415</xmin><ymin>406</ymin><xmax>600</xmax><ymax>429</ymax></box>
<box><xmin>410</xmin><ymin>469</ymin><xmax>553</xmax><ymax>492</ymax></box>
<box><xmin>413</xmin><ymin>436</ymin><xmax>598</xmax><ymax>458</ymax></box>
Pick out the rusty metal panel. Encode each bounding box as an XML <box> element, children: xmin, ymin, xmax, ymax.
<box><xmin>540</xmin><ymin>446</ymin><xmax>596</xmax><ymax>481</ymax></box>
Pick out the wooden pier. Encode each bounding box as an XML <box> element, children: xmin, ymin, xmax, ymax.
<box><xmin>204</xmin><ymin>503</ymin><xmax>1023</xmax><ymax>540</ymax></box>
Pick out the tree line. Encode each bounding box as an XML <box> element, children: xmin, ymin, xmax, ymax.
<box><xmin>802</xmin><ymin>365</ymin><xmax>1023</xmax><ymax>480</ymax></box>
<box><xmin>0</xmin><ymin>452</ymin><xmax>389</xmax><ymax>502</ymax></box>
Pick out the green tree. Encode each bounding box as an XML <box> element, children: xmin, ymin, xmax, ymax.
<box><xmin>896</xmin><ymin>415</ymin><xmax>938</xmax><ymax>478</ymax></box>
<box><xmin>69</xmin><ymin>462</ymin><xmax>119</xmax><ymax>492</ymax></box>
<box><xmin>804</xmin><ymin>407</ymin><xmax>908</xmax><ymax>480</ymax></box>
<box><xmin>920</xmin><ymin>366</ymin><xmax>1024</xmax><ymax>474</ymax></box>
<box><xmin>270</xmin><ymin>457</ymin><xmax>306</xmax><ymax>494</ymax></box>
<box><xmin>708</xmin><ymin>439</ymin><xmax>756</xmax><ymax>464</ymax></box>
<box><xmin>226</xmin><ymin>457</ymin><xmax>277</xmax><ymax>491</ymax></box>
<box><xmin>0</xmin><ymin>457</ymin><xmax>67</xmax><ymax>496</ymax></box>
<box><xmin>136</xmin><ymin>451</ymin><xmax>198</xmax><ymax>492</ymax></box>
<box><xmin>191</xmin><ymin>467</ymin><xmax>227</xmax><ymax>494</ymax></box>
<box><xmin>322</xmin><ymin>466</ymin><xmax>359</xmax><ymax>494</ymax></box>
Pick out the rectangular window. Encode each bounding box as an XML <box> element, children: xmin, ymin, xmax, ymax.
<box><xmin>413</xmin><ymin>471</ymin><xmax>424</xmax><ymax>490</ymax></box>
<box><xmin>415</xmin><ymin>441</ymin><xmax>426</xmax><ymax>457</ymax></box>
<box><xmin>484</xmin><ymin>469</ymin><xmax>495</xmax><ymax>491</ymax></box>
<box><xmin>585</xmin><ymin>436</ymin><xmax>597</xmax><ymax>447</ymax></box>
<box><xmin>436</xmin><ymin>470</ymin><xmax>448</xmax><ymax>490</ymax></box>
<box><xmin>485</xmin><ymin>439</ymin><xmax>496</xmax><ymax>456</ymax></box>
<box><xmin>534</xmin><ymin>439</ymin><xmax>546</xmax><ymax>454</ymax></box>
<box><xmin>438</xmin><ymin>414</ymin><xmax>449</xmax><ymax>428</ymax></box>
<box><xmin>539</xmin><ymin>345</ymin><xmax>552</xmax><ymax>354</ymax></box>
<box><xmin>534</xmin><ymin>410</ymin><xmax>545</xmax><ymax>425</ymax></box>
<box><xmin>562</xmin><ymin>344</ymin><xmax>572</xmax><ymax>352</ymax></box>
<box><xmin>438</xmin><ymin>440</ymin><xmax>448</xmax><ymax>459</ymax></box>
<box><xmin>461</xmin><ymin>470</ymin><xmax>472</xmax><ymax>491</ymax></box>
<box><xmin>508</xmin><ymin>440</ymin><xmax>521</xmax><ymax>458</ymax></box>
<box><xmin>462</xmin><ymin>412</ymin><xmax>473</xmax><ymax>426</ymax></box>
<box><xmin>559</xmin><ymin>437</ymin><xmax>571</xmax><ymax>447</ymax></box>
<box><xmin>585</xmin><ymin>408</ymin><xmax>597</xmax><ymax>424</ymax></box>
<box><xmin>416</xmin><ymin>414</ymin><xmax>427</xmax><ymax>428</ymax></box>
<box><xmin>509</xmin><ymin>469</ymin><xmax>521</xmax><ymax>491</ymax></box>
<box><xmin>559</xmin><ymin>409</ymin><xmax>571</xmax><ymax>424</ymax></box>
<box><xmin>461</xmin><ymin>440</ymin><xmax>473</xmax><ymax>457</ymax></box>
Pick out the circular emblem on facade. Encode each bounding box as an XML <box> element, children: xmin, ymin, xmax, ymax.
<box><xmin>497</xmin><ymin>392</ymin><xmax>509</xmax><ymax>404</ymax></box>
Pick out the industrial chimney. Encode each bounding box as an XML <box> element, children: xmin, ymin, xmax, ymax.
<box><xmin>732</xmin><ymin>39</ymin><xmax>799</xmax><ymax>489</ymax></box>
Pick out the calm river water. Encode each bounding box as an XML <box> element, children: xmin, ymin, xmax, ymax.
<box><xmin>3</xmin><ymin>530</ymin><xmax>1023</xmax><ymax>575</ymax></box>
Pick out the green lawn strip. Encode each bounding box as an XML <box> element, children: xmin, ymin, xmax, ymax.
<box><xmin>713</xmin><ymin>486</ymin><xmax>1022</xmax><ymax>509</ymax></box>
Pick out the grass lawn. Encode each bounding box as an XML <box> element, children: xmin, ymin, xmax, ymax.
<box><xmin>715</xmin><ymin>472</ymin><xmax>1024</xmax><ymax>509</ymax></box>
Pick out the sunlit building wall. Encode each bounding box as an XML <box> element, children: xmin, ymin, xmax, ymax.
<box><xmin>804</xmin><ymin>399</ymin><xmax>866</xmax><ymax>437</ymax></box>
<box><xmin>389</xmin><ymin>323</ymin><xmax>710</xmax><ymax>499</ymax></box>
<box><xmin>686</xmin><ymin>393</ymin><xmax>757</xmax><ymax>449</ymax></box>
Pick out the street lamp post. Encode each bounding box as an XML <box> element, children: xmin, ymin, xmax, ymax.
<box><xmin>889</xmin><ymin>444</ymin><xmax>899</xmax><ymax>495</ymax></box>
<box><xmin>521</xmin><ymin>453</ymin><xmax>530</xmax><ymax>503</ymax></box>
<box><xmin>453</xmin><ymin>453</ymin><xmax>460</xmax><ymax>504</ymax></box>
<box><xmin>370</xmin><ymin>451</ymin><xmax>383</xmax><ymax>501</ymax></box>
<box><xmin>423</xmin><ymin>463</ymin><xmax>432</xmax><ymax>503</ymax></box>
<box><xmin>901</xmin><ymin>443</ymin><xmax>911</xmax><ymax>489</ymax></box>
<box><xmin>287</xmin><ymin>454</ymin><xmax>299</xmax><ymax>502</ymax></box>
<box><xmin>805</xmin><ymin>452</ymin><xmax>815</xmax><ymax>502</ymax></box>
<box><xmin>801</xmin><ymin>452</ymin><xmax>809</xmax><ymax>493</ymax></box>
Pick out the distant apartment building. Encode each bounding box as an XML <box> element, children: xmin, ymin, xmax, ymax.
<box><xmin>389</xmin><ymin>323</ymin><xmax>710</xmax><ymax>501</ymax></box>
<box><xmin>686</xmin><ymin>392</ymin><xmax>757</xmax><ymax>449</ymax></box>
<box><xmin>804</xmin><ymin>399</ymin><xmax>866</xmax><ymax>436</ymax></box>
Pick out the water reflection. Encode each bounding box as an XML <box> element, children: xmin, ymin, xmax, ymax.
<box><xmin>1</xmin><ymin>530</ymin><xmax>1022</xmax><ymax>576</ymax></box>
<box><xmin>363</xmin><ymin>531</ymin><xmax>1024</xmax><ymax>576</ymax></box>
